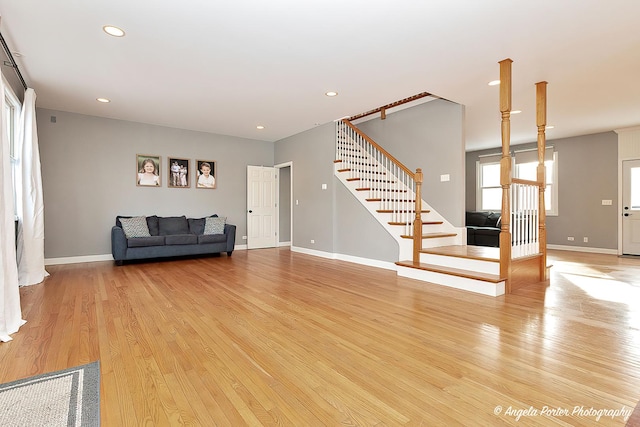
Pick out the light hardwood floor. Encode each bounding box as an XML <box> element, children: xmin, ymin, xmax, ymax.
<box><xmin>1</xmin><ymin>249</ymin><xmax>639</xmax><ymax>426</ymax></box>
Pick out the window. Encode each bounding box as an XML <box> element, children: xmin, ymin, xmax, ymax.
<box><xmin>476</xmin><ymin>148</ymin><xmax>558</xmax><ymax>215</ymax></box>
<box><xmin>4</xmin><ymin>84</ymin><xmax>21</xmax><ymax>219</ymax></box>
<box><xmin>478</xmin><ymin>160</ymin><xmax>501</xmax><ymax>211</ymax></box>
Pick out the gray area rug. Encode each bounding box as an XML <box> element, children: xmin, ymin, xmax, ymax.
<box><xmin>0</xmin><ymin>361</ymin><xmax>100</xmax><ymax>427</ymax></box>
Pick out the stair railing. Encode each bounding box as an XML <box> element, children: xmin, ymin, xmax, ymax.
<box><xmin>336</xmin><ymin>119</ymin><xmax>424</xmax><ymax>262</ymax></box>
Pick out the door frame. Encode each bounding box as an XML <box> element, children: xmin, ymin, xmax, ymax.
<box><xmin>275</xmin><ymin>161</ymin><xmax>293</xmax><ymax>247</ymax></box>
<box><xmin>619</xmin><ymin>158</ymin><xmax>640</xmax><ymax>255</ymax></box>
<box><xmin>616</xmin><ymin>126</ymin><xmax>640</xmax><ymax>255</ymax></box>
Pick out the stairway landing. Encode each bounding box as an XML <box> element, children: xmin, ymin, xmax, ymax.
<box><xmin>396</xmin><ymin>245</ymin><xmax>506</xmax><ymax>297</ymax></box>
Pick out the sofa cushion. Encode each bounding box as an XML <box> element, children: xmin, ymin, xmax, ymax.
<box><xmin>120</xmin><ymin>216</ymin><xmax>151</xmax><ymax>238</ymax></box>
<box><xmin>466</xmin><ymin>211</ymin><xmax>489</xmax><ymax>227</ymax></box>
<box><xmin>188</xmin><ymin>218</ymin><xmax>206</xmax><ymax>235</ymax></box>
<box><xmin>198</xmin><ymin>234</ymin><xmax>227</xmax><ymax>244</ymax></box>
<box><xmin>204</xmin><ymin>216</ymin><xmax>226</xmax><ymax>235</ymax></box>
<box><xmin>127</xmin><ymin>236</ymin><xmax>165</xmax><ymax>248</ymax></box>
<box><xmin>485</xmin><ymin>212</ymin><xmax>501</xmax><ymax>228</ymax></box>
<box><xmin>158</xmin><ymin>216</ymin><xmax>190</xmax><ymax>235</ymax></box>
<box><xmin>146</xmin><ymin>215</ymin><xmax>160</xmax><ymax>236</ymax></box>
<box><xmin>165</xmin><ymin>234</ymin><xmax>198</xmax><ymax>245</ymax></box>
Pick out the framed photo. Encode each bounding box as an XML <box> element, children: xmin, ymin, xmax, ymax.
<box><xmin>168</xmin><ymin>157</ymin><xmax>190</xmax><ymax>188</ymax></box>
<box><xmin>136</xmin><ymin>154</ymin><xmax>161</xmax><ymax>187</ymax></box>
<box><xmin>195</xmin><ymin>160</ymin><xmax>217</xmax><ymax>189</ymax></box>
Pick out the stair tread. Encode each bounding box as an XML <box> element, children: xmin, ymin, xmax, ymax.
<box><xmin>389</xmin><ymin>221</ymin><xmax>443</xmax><ymax>226</ymax></box>
<box><xmin>395</xmin><ymin>260</ymin><xmax>505</xmax><ymax>283</ymax></box>
<box><xmin>377</xmin><ymin>209</ymin><xmax>430</xmax><ymax>213</ymax></box>
<box><xmin>400</xmin><ymin>232</ymin><xmax>457</xmax><ymax>239</ymax></box>
<box><xmin>420</xmin><ymin>245</ymin><xmax>500</xmax><ymax>262</ymax></box>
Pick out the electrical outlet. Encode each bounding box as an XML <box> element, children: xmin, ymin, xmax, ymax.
<box><xmin>583</xmin><ymin>237</ymin><xmax>588</xmax><ymax>243</ymax></box>
<box><xmin>567</xmin><ymin>236</ymin><xmax>574</xmax><ymax>241</ymax></box>
<box><xmin>310</xmin><ymin>239</ymin><xmax>315</xmax><ymax>244</ymax></box>
<box><xmin>242</xmin><ymin>236</ymin><xmax>247</xmax><ymax>240</ymax></box>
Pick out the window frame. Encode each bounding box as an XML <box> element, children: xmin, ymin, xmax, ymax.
<box><xmin>4</xmin><ymin>78</ymin><xmax>22</xmax><ymax>220</ymax></box>
<box><xmin>476</xmin><ymin>150</ymin><xmax>558</xmax><ymax>216</ymax></box>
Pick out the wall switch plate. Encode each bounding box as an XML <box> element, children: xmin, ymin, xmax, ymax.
<box><xmin>310</xmin><ymin>239</ymin><xmax>315</xmax><ymax>244</ymax></box>
<box><xmin>602</xmin><ymin>199</ymin><xmax>612</xmax><ymax>205</ymax></box>
<box><xmin>567</xmin><ymin>236</ymin><xmax>575</xmax><ymax>241</ymax></box>
<box><xmin>440</xmin><ymin>174</ymin><xmax>450</xmax><ymax>182</ymax></box>
<box><xmin>322</xmin><ymin>184</ymin><xmax>327</xmax><ymax>190</ymax></box>
<box><xmin>583</xmin><ymin>237</ymin><xmax>588</xmax><ymax>242</ymax></box>
<box><xmin>242</xmin><ymin>236</ymin><xmax>247</xmax><ymax>240</ymax></box>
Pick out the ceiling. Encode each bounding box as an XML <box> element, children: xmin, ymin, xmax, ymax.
<box><xmin>0</xmin><ymin>0</ymin><xmax>639</xmax><ymax>151</ymax></box>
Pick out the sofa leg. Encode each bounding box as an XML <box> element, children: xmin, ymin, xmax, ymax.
<box><xmin>115</xmin><ymin>260</ymin><xmax>124</xmax><ymax>266</ymax></box>
<box><xmin>227</xmin><ymin>251</ymin><xmax>233</xmax><ymax>256</ymax></box>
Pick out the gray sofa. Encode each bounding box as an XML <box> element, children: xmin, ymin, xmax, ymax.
<box><xmin>111</xmin><ymin>215</ymin><xmax>236</xmax><ymax>265</ymax></box>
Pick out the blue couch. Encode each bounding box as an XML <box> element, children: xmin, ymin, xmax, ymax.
<box><xmin>111</xmin><ymin>215</ymin><xmax>236</xmax><ymax>265</ymax></box>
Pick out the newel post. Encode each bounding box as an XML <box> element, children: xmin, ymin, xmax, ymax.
<box><xmin>499</xmin><ymin>59</ymin><xmax>513</xmax><ymax>293</ymax></box>
<box><xmin>413</xmin><ymin>168</ymin><xmax>423</xmax><ymax>263</ymax></box>
<box><xmin>536</xmin><ymin>81</ymin><xmax>549</xmax><ymax>280</ymax></box>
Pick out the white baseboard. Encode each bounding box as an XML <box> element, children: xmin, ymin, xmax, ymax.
<box><xmin>278</xmin><ymin>241</ymin><xmax>291</xmax><ymax>247</ymax></box>
<box><xmin>547</xmin><ymin>244</ymin><xmax>618</xmax><ymax>255</ymax></box>
<box><xmin>46</xmin><ymin>245</ymin><xmax>248</xmax><ymax>266</ymax></box>
<box><xmin>45</xmin><ymin>254</ymin><xmax>113</xmax><ymax>266</ymax></box>
<box><xmin>290</xmin><ymin>246</ymin><xmax>397</xmax><ymax>270</ymax></box>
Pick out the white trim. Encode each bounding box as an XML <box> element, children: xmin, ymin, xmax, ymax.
<box><xmin>291</xmin><ymin>246</ymin><xmax>397</xmax><ymax>270</ymax></box>
<box><xmin>45</xmin><ymin>254</ymin><xmax>113</xmax><ymax>265</ymax></box>
<box><xmin>334</xmin><ymin>253</ymin><xmax>397</xmax><ymax>271</ymax></box>
<box><xmin>46</xmin><ymin>246</ymin><xmax>249</xmax><ymax>265</ymax></box>
<box><xmin>291</xmin><ymin>246</ymin><xmax>335</xmax><ymax>259</ymax></box>
<box><xmin>278</xmin><ymin>241</ymin><xmax>291</xmax><ymax>247</ymax></box>
<box><xmin>274</xmin><ymin>161</ymin><xmax>293</xmax><ymax>252</ymax></box>
<box><xmin>547</xmin><ymin>244</ymin><xmax>618</xmax><ymax>255</ymax></box>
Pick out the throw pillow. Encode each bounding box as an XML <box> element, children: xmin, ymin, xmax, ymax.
<box><xmin>204</xmin><ymin>216</ymin><xmax>226</xmax><ymax>235</ymax></box>
<box><xmin>120</xmin><ymin>216</ymin><xmax>151</xmax><ymax>238</ymax></box>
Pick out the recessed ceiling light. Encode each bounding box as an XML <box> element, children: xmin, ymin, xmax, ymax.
<box><xmin>325</xmin><ymin>91</ymin><xmax>338</xmax><ymax>97</ymax></box>
<box><xmin>488</xmin><ymin>80</ymin><xmax>500</xmax><ymax>86</ymax></box>
<box><xmin>256</xmin><ymin>125</ymin><xmax>265</xmax><ymax>130</ymax></box>
<box><xmin>103</xmin><ymin>25</ymin><xmax>125</xmax><ymax>37</ymax></box>
<box><xmin>546</xmin><ymin>125</ymin><xmax>555</xmax><ymax>129</ymax></box>
<box><xmin>96</xmin><ymin>98</ymin><xmax>111</xmax><ymax>103</ymax></box>
<box><xmin>511</xmin><ymin>110</ymin><xmax>522</xmax><ymax>114</ymax></box>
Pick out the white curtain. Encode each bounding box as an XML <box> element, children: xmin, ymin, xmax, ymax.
<box><xmin>0</xmin><ymin>73</ymin><xmax>26</xmax><ymax>342</ymax></box>
<box><xmin>16</xmin><ymin>88</ymin><xmax>48</xmax><ymax>286</ymax></box>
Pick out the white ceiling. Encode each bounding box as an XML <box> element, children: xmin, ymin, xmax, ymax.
<box><xmin>1</xmin><ymin>0</ymin><xmax>639</xmax><ymax>151</ymax></box>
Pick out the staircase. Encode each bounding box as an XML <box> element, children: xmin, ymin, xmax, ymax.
<box><xmin>335</xmin><ymin>119</ymin><xmax>506</xmax><ymax>297</ymax></box>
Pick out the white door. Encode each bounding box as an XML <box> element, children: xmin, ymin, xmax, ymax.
<box><xmin>622</xmin><ymin>159</ymin><xmax>640</xmax><ymax>255</ymax></box>
<box><xmin>247</xmin><ymin>166</ymin><xmax>277</xmax><ymax>249</ymax></box>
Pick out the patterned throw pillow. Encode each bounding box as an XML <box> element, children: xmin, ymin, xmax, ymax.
<box><xmin>204</xmin><ymin>216</ymin><xmax>226</xmax><ymax>235</ymax></box>
<box><xmin>120</xmin><ymin>216</ymin><xmax>151</xmax><ymax>238</ymax></box>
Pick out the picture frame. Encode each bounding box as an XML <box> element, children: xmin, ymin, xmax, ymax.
<box><xmin>195</xmin><ymin>160</ymin><xmax>217</xmax><ymax>189</ymax></box>
<box><xmin>136</xmin><ymin>154</ymin><xmax>161</xmax><ymax>187</ymax></box>
<box><xmin>168</xmin><ymin>157</ymin><xmax>190</xmax><ymax>188</ymax></box>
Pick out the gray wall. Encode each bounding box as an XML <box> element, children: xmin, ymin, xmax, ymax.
<box><xmin>274</xmin><ymin>124</ymin><xmax>336</xmax><ymax>253</ymax></box>
<box><xmin>38</xmin><ymin>108</ymin><xmax>273</xmax><ymax>258</ymax></box>
<box><xmin>356</xmin><ymin>99</ymin><xmax>466</xmax><ymax>226</ymax></box>
<box><xmin>465</xmin><ymin>131</ymin><xmax>618</xmax><ymax>250</ymax></box>
<box><xmin>274</xmin><ymin>99</ymin><xmax>465</xmax><ymax>263</ymax></box>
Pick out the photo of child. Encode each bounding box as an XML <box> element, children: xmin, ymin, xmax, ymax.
<box><xmin>168</xmin><ymin>157</ymin><xmax>190</xmax><ymax>188</ymax></box>
<box><xmin>136</xmin><ymin>155</ymin><xmax>161</xmax><ymax>187</ymax></box>
<box><xmin>196</xmin><ymin>160</ymin><xmax>216</xmax><ymax>189</ymax></box>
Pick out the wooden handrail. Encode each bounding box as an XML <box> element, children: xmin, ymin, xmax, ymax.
<box><xmin>348</xmin><ymin>92</ymin><xmax>434</xmax><ymax>122</ymax></box>
<box><xmin>342</xmin><ymin>119</ymin><xmax>415</xmax><ymax>178</ymax></box>
<box><xmin>512</xmin><ymin>178</ymin><xmax>541</xmax><ymax>187</ymax></box>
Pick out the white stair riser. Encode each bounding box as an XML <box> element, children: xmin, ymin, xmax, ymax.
<box><xmin>418</xmin><ymin>253</ymin><xmax>500</xmax><ymax>275</ymax></box>
<box><xmin>397</xmin><ymin>266</ymin><xmax>505</xmax><ymax>297</ymax></box>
